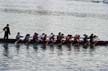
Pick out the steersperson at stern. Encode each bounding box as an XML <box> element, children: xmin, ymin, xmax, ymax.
<box><xmin>3</xmin><ymin>24</ymin><xmax>11</xmax><ymax>39</ymax></box>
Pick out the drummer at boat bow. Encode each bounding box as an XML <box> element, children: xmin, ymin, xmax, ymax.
<box><xmin>3</xmin><ymin>24</ymin><xmax>11</xmax><ymax>39</ymax></box>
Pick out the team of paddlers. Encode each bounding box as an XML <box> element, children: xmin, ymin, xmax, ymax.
<box><xmin>15</xmin><ymin>32</ymin><xmax>99</xmax><ymax>45</ymax></box>
<box><xmin>2</xmin><ymin>24</ymin><xmax>99</xmax><ymax>45</ymax></box>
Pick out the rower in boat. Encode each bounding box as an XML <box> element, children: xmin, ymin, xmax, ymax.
<box><xmin>39</xmin><ymin>33</ymin><xmax>47</xmax><ymax>43</ymax></box>
<box><xmin>15</xmin><ymin>32</ymin><xmax>23</xmax><ymax>43</ymax></box>
<box><xmin>24</xmin><ymin>34</ymin><xmax>30</xmax><ymax>43</ymax></box>
<box><xmin>61</xmin><ymin>33</ymin><xmax>65</xmax><ymax>43</ymax></box>
<box><xmin>16</xmin><ymin>32</ymin><xmax>23</xmax><ymax>40</ymax></box>
<box><xmin>89</xmin><ymin>34</ymin><xmax>99</xmax><ymax>46</ymax></box>
<box><xmin>32</xmin><ymin>32</ymin><xmax>38</xmax><ymax>42</ymax></box>
<box><xmin>89</xmin><ymin>33</ymin><xmax>97</xmax><ymax>45</ymax></box>
<box><xmin>49</xmin><ymin>33</ymin><xmax>55</xmax><ymax>43</ymax></box>
<box><xmin>83</xmin><ymin>34</ymin><xmax>89</xmax><ymax>45</ymax></box>
<box><xmin>65</xmin><ymin>34</ymin><xmax>72</xmax><ymax>43</ymax></box>
<box><xmin>73</xmin><ymin>34</ymin><xmax>80</xmax><ymax>45</ymax></box>
<box><xmin>56</xmin><ymin>32</ymin><xmax>63</xmax><ymax>43</ymax></box>
<box><xmin>42</xmin><ymin>34</ymin><xmax>47</xmax><ymax>43</ymax></box>
<box><xmin>77</xmin><ymin>34</ymin><xmax>80</xmax><ymax>43</ymax></box>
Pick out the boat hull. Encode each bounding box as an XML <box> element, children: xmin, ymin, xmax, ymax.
<box><xmin>0</xmin><ymin>38</ymin><xmax>108</xmax><ymax>46</ymax></box>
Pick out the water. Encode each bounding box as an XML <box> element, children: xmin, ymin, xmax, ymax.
<box><xmin>0</xmin><ymin>0</ymin><xmax>108</xmax><ymax>39</ymax></box>
<box><xmin>0</xmin><ymin>0</ymin><xmax>108</xmax><ymax>71</ymax></box>
<box><xmin>0</xmin><ymin>43</ymin><xmax>108</xmax><ymax>71</ymax></box>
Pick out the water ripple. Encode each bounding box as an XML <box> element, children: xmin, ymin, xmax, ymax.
<box><xmin>0</xmin><ymin>43</ymin><xmax>108</xmax><ymax>71</ymax></box>
<box><xmin>0</xmin><ymin>8</ymin><xmax>108</xmax><ymax>19</ymax></box>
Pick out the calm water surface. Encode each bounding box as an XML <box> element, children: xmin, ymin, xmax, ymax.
<box><xmin>0</xmin><ymin>0</ymin><xmax>108</xmax><ymax>39</ymax></box>
<box><xmin>0</xmin><ymin>43</ymin><xmax>108</xmax><ymax>71</ymax></box>
<box><xmin>0</xmin><ymin>0</ymin><xmax>108</xmax><ymax>71</ymax></box>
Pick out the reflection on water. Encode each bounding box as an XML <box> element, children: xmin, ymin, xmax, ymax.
<box><xmin>15</xmin><ymin>43</ymin><xmax>20</xmax><ymax>54</ymax></box>
<box><xmin>3</xmin><ymin>43</ymin><xmax>9</xmax><ymax>57</ymax></box>
<box><xmin>89</xmin><ymin>45</ymin><xmax>95</xmax><ymax>56</ymax></box>
<box><xmin>26</xmin><ymin>44</ymin><xmax>29</xmax><ymax>50</ymax></box>
<box><xmin>66</xmin><ymin>43</ymin><xmax>72</xmax><ymax>51</ymax></box>
<box><xmin>33</xmin><ymin>44</ymin><xmax>38</xmax><ymax>52</ymax></box>
<box><xmin>40</xmin><ymin>44</ymin><xmax>47</xmax><ymax>50</ymax></box>
<box><xmin>0</xmin><ymin>43</ymin><xmax>108</xmax><ymax>71</ymax></box>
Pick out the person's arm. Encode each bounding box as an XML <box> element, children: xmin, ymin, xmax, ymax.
<box><xmin>20</xmin><ymin>36</ymin><xmax>23</xmax><ymax>38</ymax></box>
<box><xmin>3</xmin><ymin>27</ymin><xmax>5</xmax><ymax>31</ymax></box>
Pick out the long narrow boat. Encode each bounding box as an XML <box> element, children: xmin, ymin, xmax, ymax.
<box><xmin>0</xmin><ymin>38</ymin><xmax>108</xmax><ymax>46</ymax></box>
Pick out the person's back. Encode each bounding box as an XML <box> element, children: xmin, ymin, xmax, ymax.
<box><xmin>83</xmin><ymin>34</ymin><xmax>88</xmax><ymax>44</ymax></box>
<box><xmin>49</xmin><ymin>33</ymin><xmax>55</xmax><ymax>42</ymax></box>
<box><xmin>40</xmin><ymin>33</ymin><xmax>44</xmax><ymax>41</ymax></box>
<box><xmin>24</xmin><ymin>34</ymin><xmax>30</xmax><ymax>41</ymax></box>
<box><xmin>74</xmin><ymin>35</ymin><xmax>78</xmax><ymax>42</ymax></box>
<box><xmin>66</xmin><ymin>35</ymin><xmax>70</xmax><ymax>42</ymax></box>
<box><xmin>16</xmin><ymin>32</ymin><xmax>20</xmax><ymax>40</ymax></box>
<box><xmin>43</xmin><ymin>34</ymin><xmax>47</xmax><ymax>42</ymax></box>
<box><xmin>89</xmin><ymin>34</ymin><xmax>94</xmax><ymax>44</ymax></box>
<box><xmin>57</xmin><ymin>32</ymin><xmax>62</xmax><ymax>42</ymax></box>
<box><xmin>32</xmin><ymin>33</ymin><xmax>38</xmax><ymax>41</ymax></box>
